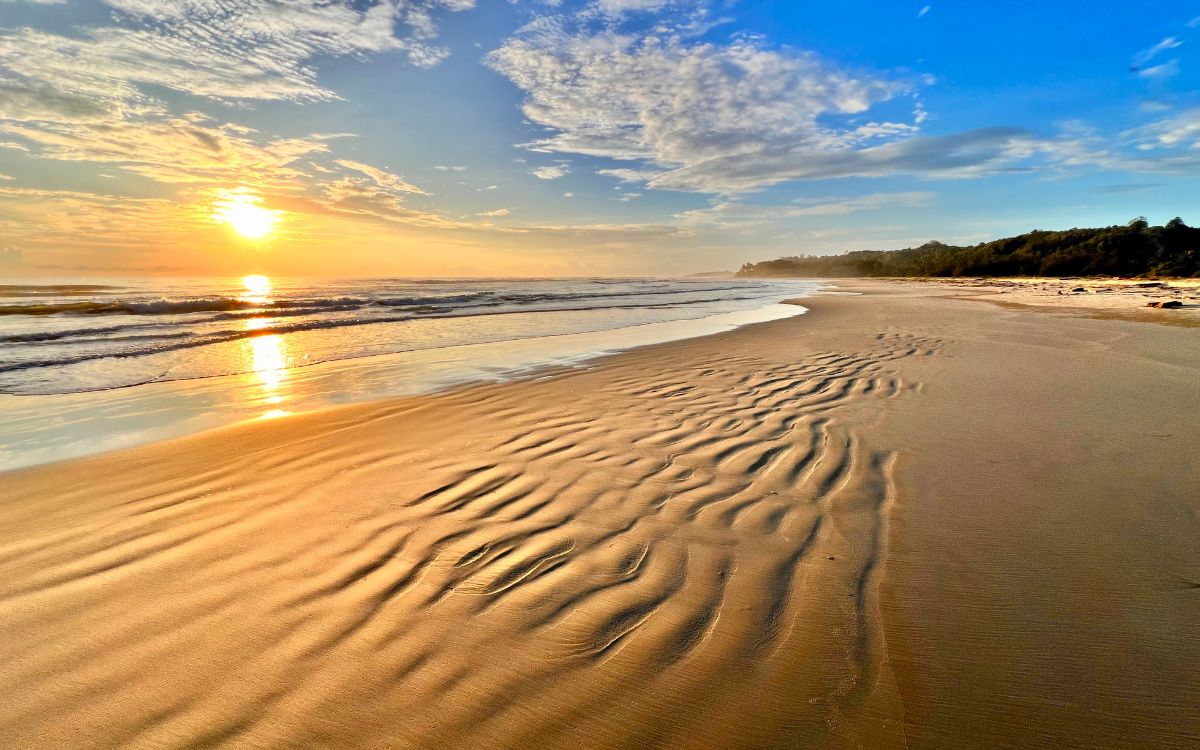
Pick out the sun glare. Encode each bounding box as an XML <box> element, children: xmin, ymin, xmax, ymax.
<box><xmin>250</xmin><ymin>333</ymin><xmax>287</xmax><ymax>392</ymax></box>
<box><xmin>213</xmin><ymin>192</ymin><xmax>280</xmax><ymax>240</ymax></box>
<box><xmin>242</xmin><ymin>274</ymin><xmax>272</xmax><ymax>297</ymax></box>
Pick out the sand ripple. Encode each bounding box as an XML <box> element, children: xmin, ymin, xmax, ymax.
<box><xmin>0</xmin><ymin>326</ymin><xmax>947</xmax><ymax>748</ymax></box>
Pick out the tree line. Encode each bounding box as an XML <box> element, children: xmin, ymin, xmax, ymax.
<box><xmin>736</xmin><ymin>218</ymin><xmax>1200</xmax><ymax>278</ymax></box>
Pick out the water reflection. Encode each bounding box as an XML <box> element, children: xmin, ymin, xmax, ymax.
<box><xmin>1</xmin><ymin>302</ymin><xmax>810</xmax><ymax>470</ymax></box>
<box><xmin>239</xmin><ymin>274</ymin><xmax>272</xmax><ymax>305</ymax></box>
<box><xmin>245</xmin><ymin>316</ymin><xmax>289</xmax><ymax>413</ymax></box>
<box><xmin>250</xmin><ymin>334</ymin><xmax>287</xmax><ymax>392</ymax></box>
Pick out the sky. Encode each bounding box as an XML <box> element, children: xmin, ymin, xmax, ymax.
<box><xmin>0</xmin><ymin>0</ymin><xmax>1197</xmax><ymax>277</ymax></box>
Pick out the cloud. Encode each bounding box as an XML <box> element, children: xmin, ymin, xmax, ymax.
<box><xmin>676</xmin><ymin>191</ymin><xmax>936</xmax><ymax>228</ymax></box>
<box><xmin>0</xmin><ymin>1</ymin><xmax>477</xmax><ymax>119</ymax></box>
<box><xmin>531</xmin><ymin>164</ymin><xmax>570</xmax><ymax>180</ymax></box>
<box><xmin>648</xmin><ymin>127</ymin><xmax>1043</xmax><ymax>192</ymax></box>
<box><xmin>917</xmin><ymin>6</ymin><xmax>931</xmax><ymax>19</ymax></box>
<box><xmin>102</xmin><ymin>0</ymin><xmax>474</xmax><ymax>78</ymax></box>
<box><xmin>477</xmin><ymin>208</ymin><xmax>511</xmax><ymax>216</ymax></box>
<box><xmin>0</xmin><ymin>186</ymin><xmax>207</xmax><ymax>258</ymax></box>
<box><xmin>1132</xmin><ymin>36</ymin><xmax>1182</xmax><ymax>69</ymax></box>
<box><xmin>1136</xmin><ymin>60</ymin><xmax>1180</xmax><ymax>79</ymax></box>
<box><xmin>595</xmin><ymin>0</ymin><xmax>693</xmax><ymax>14</ymax></box>
<box><xmin>334</xmin><ymin>160</ymin><xmax>426</xmax><ymax>194</ymax></box>
<box><xmin>0</xmin><ymin>77</ymin><xmax>119</xmax><ymax>123</ymax></box>
<box><xmin>488</xmin><ymin>15</ymin><xmax>921</xmax><ymax>193</ymax></box>
<box><xmin>598</xmin><ymin>167</ymin><xmax>659</xmax><ymax>183</ymax></box>
<box><xmin>0</xmin><ymin>117</ymin><xmax>332</xmax><ymax>185</ymax></box>
<box><xmin>484</xmin><ymin>4</ymin><xmax>1200</xmax><ymax>195</ymax></box>
<box><xmin>1127</xmin><ymin>108</ymin><xmax>1200</xmax><ymax>151</ymax></box>
<box><xmin>0</xmin><ymin>0</ymin><xmax>478</xmax><ymax>195</ymax></box>
<box><xmin>284</xmin><ymin>184</ymin><xmax>463</xmax><ymax>229</ymax></box>
<box><xmin>1028</xmin><ymin>114</ymin><xmax>1200</xmax><ymax>175</ymax></box>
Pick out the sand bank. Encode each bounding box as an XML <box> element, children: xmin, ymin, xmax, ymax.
<box><xmin>2</xmin><ymin>281</ymin><xmax>1198</xmax><ymax>748</ymax></box>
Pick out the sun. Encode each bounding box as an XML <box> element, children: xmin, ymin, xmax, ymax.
<box><xmin>213</xmin><ymin>192</ymin><xmax>281</xmax><ymax>240</ymax></box>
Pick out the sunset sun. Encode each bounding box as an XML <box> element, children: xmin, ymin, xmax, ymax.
<box><xmin>212</xmin><ymin>192</ymin><xmax>280</xmax><ymax>240</ymax></box>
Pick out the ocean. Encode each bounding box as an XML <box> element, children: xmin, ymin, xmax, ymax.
<box><xmin>0</xmin><ymin>276</ymin><xmax>821</xmax><ymax>468</ymax></box>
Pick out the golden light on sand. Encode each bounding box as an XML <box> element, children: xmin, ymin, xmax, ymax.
<box><xmin>213</xmin><ymin>192</ymin><xmax>280</xmax><ymax>240</ymax></box>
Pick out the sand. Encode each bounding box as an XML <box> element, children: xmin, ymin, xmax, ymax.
<box><xmin>921</xmin><ymin>276</ymin><xmax>1200</xmax><ymax>326</ymax></box>
<box><xmin>1</xmin><ymin>281</ymin><xmax>1198</xmax><ymax>748</ymax></box>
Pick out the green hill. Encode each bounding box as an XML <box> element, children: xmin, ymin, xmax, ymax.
<box><xmin>737</xmin><ymin>218</ymin><xmax>1200</xmax><ymax>279</ymax></box>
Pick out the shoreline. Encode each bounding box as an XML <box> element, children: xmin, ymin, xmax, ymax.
<box><xmin>3</xmin><ymin>280</ymin><xmax>1198</xmax><ymax>748</ymax></box>
<box><xmin>0</xmin><ymin>297</ymin><xmax>813</xmax><ymax>472</ymax></box>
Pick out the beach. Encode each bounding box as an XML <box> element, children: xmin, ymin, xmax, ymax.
<box><xmin>2</xmin><ymin>280</ymin><xmax>1198</xmax><ymax>748</ymax></box>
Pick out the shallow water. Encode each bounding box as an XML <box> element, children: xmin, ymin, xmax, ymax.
<box><xmin>0</xmin><ymin>277</ymin><xmax>820</xmax><ymax>469</ymax></box>
<box><xmin>0</xmin><ymin>276</ymin><xmax>812</xmax><ymax>395</ymax></box>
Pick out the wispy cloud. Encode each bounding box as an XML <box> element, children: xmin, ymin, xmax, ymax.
<box><xmin>0</xmin><ymin>116</ymin><xmax>332</xmax><ymax>186</ymax></box>
<box><xmin>1127</xmin><ymin>107</ymin><xmax>1200</xmax><ymax>151</ymax></box>
<box><xmin>1136</xmin><ymin>59</ymin><xmax>1180</xmax><ymax>78</ymax></box>
<box><xmin>676</xmin><ymin>191</ymin><xmax>936</xmax><ymax>228</ymax></box>
<box><xmin>917</xmin><ymin>6</ymin><xmax>931</xmax><ymax>19</ymax></box>
<box><xmin>334</xmin><ymin>160</ymin><xmax>426</xmax><ymax>195</ymax></box>
<box><xmin>1131</xmin><ymin>36</ymin><xmax>1182</xmax><ymax>69</ymax></box>
<box><xmin>598</xmin><ymin>168</ymin><xmax>660</xmax><ymax>183</ymax></box>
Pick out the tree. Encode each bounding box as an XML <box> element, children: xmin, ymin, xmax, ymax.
<box><xmin>736</xmin><ymin>219</ymin><xmax>1198</xmax><ymax>279</ymax></box>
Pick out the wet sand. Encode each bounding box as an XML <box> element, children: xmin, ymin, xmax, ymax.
<box><xmin>2</xmin><ymin>281</ymin><xmax>1198</xmax><ymax>748</ymax></box>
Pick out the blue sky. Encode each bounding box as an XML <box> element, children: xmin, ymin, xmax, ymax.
<box><xmin>0</xmin><ymin>0</ymin><xmax>1197</xmax><ymax>276</ymax></box>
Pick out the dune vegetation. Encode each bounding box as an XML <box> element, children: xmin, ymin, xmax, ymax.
<box><xmin>738</xmin><ymin>218</ymin><xmax>1200</xmax><ymax>279</ymax></box>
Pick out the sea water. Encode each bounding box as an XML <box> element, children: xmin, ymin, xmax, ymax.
<box><xmin>0</xmin><ymin>276</ymin><xmax>820</xmax><ymax>468</ymax></box>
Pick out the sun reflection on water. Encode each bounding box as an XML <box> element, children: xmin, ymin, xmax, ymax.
<box><xmin>244</xmin><ymin>313</ymin><xmax>290</xmax><ymax>414</ymax></box>
<box><xmin>250</xmin><ymin>333</ymin><xmax>287</xmax><ymax>390</ymax></box>
<box><xmin>240</xmin><ymin>274</ymin><xmax>272</xmax><ymax>305</ymax></box>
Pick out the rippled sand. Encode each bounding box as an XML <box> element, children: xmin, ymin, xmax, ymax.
<box><xmin>2</xmin><ymin>282</ymin><xmax>1198</xmax><ymax>748</ymax></box>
